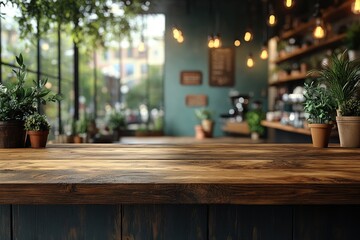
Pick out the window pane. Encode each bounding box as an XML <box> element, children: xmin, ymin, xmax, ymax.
<box><xmin>40</xmin><ymin>26</ymin><xmax>58</xmax><ymax>78</ymax></box>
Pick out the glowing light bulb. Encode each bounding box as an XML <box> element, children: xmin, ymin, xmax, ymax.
<box><xmin>284</xmin><ymin>0</ymin><xmax>294</xmax><ymax>8</ymax></box>
<box><xmin>352</xmin><ymin>0</ymin><xmax>360</xmax><ymax>14</ymax></box>
<box><xmin>247</xmin><ymin>54</ymin><xmax>254</xmax><ymax>68</ymax></box>
<box><xmin>234</xmin><ymin>39</ymin><xmax>241</xmax><ymax>47</ymax></box>
<box><xmin>173</xmin><ymin>28</ymin><xmax>180</xmax><ymax>40</ymax></box>
<box><xmin>313</xmin><ymin>19</ymin><xmax>326</xmax><ymax>39</ymax></box>
<box><xmin>244</xmin><ymin>31</ymin><xmax>253</xmax><ymax>42</ymax></box>
<box><xmin>213</xmin><ymin>35</ymin><xmax>221</xmax><ymax>48</ymax></box>
<box><xmin>177</xmin><ymin>35</ymin><xmax>184</xmax><ymax>43</ymax></box>
<box><xmin>208</xmin><ymin>38</ymin><xmax>214</xmax><ymax>48</ymax></box>
<box><xmin>260</xmin><ymin>47</ymin><xmax>268</xmax><ymax>60</ymax></box>
<box><xmin>268</xmin><ymin>14</ymin><xmax>277</xmax><ymax>26</ymax></box>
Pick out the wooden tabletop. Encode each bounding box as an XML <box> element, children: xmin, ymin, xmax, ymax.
<box><xmin>0</xmin><ymin>143</ymin><xmax>359</xmax><ymax>204</ymax></box>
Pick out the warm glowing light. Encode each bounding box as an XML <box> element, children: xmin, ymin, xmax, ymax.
<box><xmin>247</xmin><ymin>55</ymin><xmax>254</xmax><ymax>68</ymax></box>
<box><xmin>285</xmin><ymin>0</ymin><xmax>294</xmax><ymax>8</ymax></box>
<box><xmin>260</xmin><ymin>47</ymin><xmax>268</xmax><ymax>60</ymax></box>
<box><xmin>173</xmin><ymin>28</ymin><xmax>180</xmax><ymax>39</ymax></box>
<box><xmin>268</xmin><ymin>14</ymin><xmax>276</xmax><ymax>26</ymax></box>
<box><xmin>138</xmin><ymin>42</ymin><xmax>145</xmax><ymax>52</ymax></box>
<box><xmin>45</xmin><ymin>82</ymin><xmax>52</xmax><ymax>89</ymax></box>
<box><xmin>352</xmin><ymin>0</ymin><xmax>360</xmax><ymax>14</ymax></box>
<box><xmin>234</xmin><ymin>39</ymin><xmax>241</xmax><ymax>47</ymax></box>
<box><xmin>213</xmin><ymin>36</ymin><xmax>221</xmax><ymax>48</ymax></box>
<box><xmin>177</xmin><ymin>35</ymin><xmax>184</xmax><ymax>43</ymax></box>
<box><xmin>208</xmin><ymin>38</ymin><xmax>214</xmax><ymax>48</ymax></box>
<box><xmin>313</xmin><ymin>19</ymin><xmax>326</xmax><ymax>39</ymax></box>
<box><xmin>244</xmin><ymin>31</ymin><xmax>253</xmax><ymax>42</ymax></box>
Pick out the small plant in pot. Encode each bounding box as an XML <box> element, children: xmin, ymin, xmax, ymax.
<box><xmin>309</xmin><ymin>51</ymin><xmax>360</xmax><ymax>147</ymax></box>
<box><xmin>246</xmin><ymin>109</ymin><xmax>265</xmax><ymax>141</ymax></box>
<box><xmin>107</xmin><ymin>110</ymin><xmax>126</xmax><ymax>141</ymax></box>
<box><xmin>195</xmin><ymin>108</ymin><xmax>214</xmax><ymax>138</ymax></box>
<box><xmin>303</xmin><ymin>82</ymin><xmax>336</xmax><ymax>148</ymax></box>
<box><xmin>337</xmin><ymin>98</ymin><xmax>360</xmax><ymax>147</ymax></box>
<box><xmin>0</xmin><ymin>54</ymin><xmax>61</xmax><ymax>148</ymax></box>
<box><xmin>24</xmin><ymin>113</ymin><xmax>51</xmax><ymax>148</ymax></box>
<box><xmin>74</xmin><ymin>119</ymin><xmax>87</xmax><ymax>143</ymax></box>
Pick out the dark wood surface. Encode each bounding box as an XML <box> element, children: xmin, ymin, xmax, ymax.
<box><xmin>0</xmin><ymin>143</ymin><xmax>360</xmax><ymax>204</ymax></box>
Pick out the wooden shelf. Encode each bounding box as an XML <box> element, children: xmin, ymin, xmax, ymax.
<box><xmin>261</xmin><ymin>120</ymin><xmax>311</xmax><ymax>135</ymax></box>
<box><xmin>279</xmin><ymin>1</ymin><xmax>352</xmax><ymax>40</ymax></box>
<box><xmin>275</xmin><ymin>34</ymin><xmax>346</xmax><ymax>64</ymax></box>
<box><xmin>269</xmin><ymin>73</ymin><xmax>308</xmax><ymax>86</ymax></box>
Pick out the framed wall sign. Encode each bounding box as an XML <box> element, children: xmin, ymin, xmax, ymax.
<box><xmin>180</xmin><ymin>71</ymin><xmax>202</xmax><ymax>85</ymax></box>
<box><xmin>209</xmin><ymin>48</ymin><xmax>235</xmax><ymax>87</ymax></box>
<box><xmin>185</xmin><ymin>94</ymin><xmax>208</xmax><ymax>107</ymax></box>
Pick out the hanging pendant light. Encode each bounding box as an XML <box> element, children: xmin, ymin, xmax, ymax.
<box><xmin>244</xmin><ymin>29</ymin><xmax>253</xmax><ymax>42</ymax></box>
<box><xmin>267</xmin><ymin>4</ymin><xmax>277</xmax><ymax>27</ymax></box>
<box><xmin>213</xmin><ymin>34</ymin><xmax>221</xmax><ymax>48</ymax></box>
<box><xmin>247</xmin><ymin>53</ymin><xmax>254</xmax><ymax>68</ymax></box>
<box><xmin>260</xmin><ymin>43</ymin><xmax>268</xmax><ymax>60</ymax></box>
<box><xmin>284</xmin><ymin>0</ymin><xmax>295</xmax><ymax>9</ymax></box>
<box><xmin>313</xmin><ymin>3</ymin><xmax>326</xmax><ymax>39</ymax></box>
<box><xmin>352</xmin><ymin>0</ymin><xmax>360</xmax><ymax>14</ymax></box>
<box><xmin>234</xmin><ymin>38</ymin><xmax>241</xmax><ymax>47</ymax></box>
<box><xmin>208</xmin><ymin>35</ymin><xmax>215</xmax><ymax>48</ymax></box>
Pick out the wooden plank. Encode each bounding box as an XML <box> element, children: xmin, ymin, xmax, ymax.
<box><xmin>12</xmin><ymin>205</ymin><xmax>121</xmax><ymax>240</ymax></box>
<box><xmin>209</xmin><ymin>205</ymin><xmax>292</xmax><ymax>240</ymax></box>
<box><xmin>293</xmin><ymin>205</ymin><xmax>360</xmax><ymax>239</ymax></box>
<box><xmin>0</xmin><ymin>144</ymin><xmax>359</xmax><ymax>204</ymax></box>
<box><xmin>122</xmin><ymin>204</ymin><xmax>207</xmax><ymax>240</ymax></box>
<box><xmin>0</xmin><ymin>205</ymin><xmax>10</xmax><ymax>240</ymax></box>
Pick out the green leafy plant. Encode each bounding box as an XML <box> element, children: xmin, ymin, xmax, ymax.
<box><xmin>303</xmin><ymin>82</ymin><xmax>336</xmax><ymax>124</ymax></box>
<box><xmin>0</xmin><ymin>54</ymin><xmax>62</xmax><ymax>121</ymax></box>
<box><xmin>195</xmin><ymin>108</ymin><xmax>212</xmax><ymax>121</ymax></box>
<box><xmin>345</xmin><ymin>22</ymin><xmax>360</xmax><ymax>51</ymax></box>
<box><xmin>246</xmin><ymin>109</ymin><xmax>265</xmax><ymax>135</ymax></box>
<box><xmin>340</xmin><ymin>98</ymin><xmax>360</xmax><ymax>116</ymax></box>
<box><xmin>308</xmin><ymin>51</ymin><xmax>360</xmax><ymax>115</ymax></box>
<box><xmin>24</xmin><ymin>113</ymin><xmax>50</xmax><ymax>131</ymax></box>
<box><xmin>108</xmin><ymin>110</ymin><xmax>126</xmax><ymax>131</ymax></box>
<box><xmin>76</xmin><ymin>119</ymin><xmax>87</xmax><ymax>134</ymax></box>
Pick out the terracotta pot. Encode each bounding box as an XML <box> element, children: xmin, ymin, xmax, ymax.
<box><xmin>194</xmin><ymin>125</ymin><xmax>205</xmax><ymax>140</ymax></box>
<box><xmin>309</xmin><ymin>124</ymin><xmax>333</xmax><ymax>148</ymax></box>
<box><xmin>336</xmin><ymin>116</ymin><xmax>360</xmax><ymax>148</ymax></box>
<box><xmin>0</xmin><ymin>121</ymin><xmax>26</xmax><ymax>148</ymax></box>
<box><xmin>73</xmin><ymin>135</ymin><xmax>84</xmax><ymax>143</ymax></box>
<box><xmin>201</xmin><ymin>120</ymin><xmax>214</xmax><ymax>138</ymax></box>
<box><xmin>27</xmin><ymin>130</ymin><xmax>49</xmax><ymax>148</ymax></box>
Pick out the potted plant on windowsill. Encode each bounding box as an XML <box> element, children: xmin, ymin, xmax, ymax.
<box><xmin>74</xmin><ymin>118</ymin><xmax>87</xmax><ymax>143</ymax></box>
<box><xmin>0</xmin><ymin>54</ymin><xmax>61</xmax><ymax>148</ymax></box>
<box><xmin>245</xmin><ymin>109</ymin><xmax>265</xmax><ymax>141</ymax></box>
<box><xmin>309</xmin><ymin>51</ymin><xmax>360</xmax><ymax>147</ymax></box>
<box><xmin>195</xmin><ymin>108</ymin><xmax>214</xmax><ymax>138</ymax></box>
<box><xmin>24</xmin><ymin>113</ymin><xmax>50</xmax><ymax>148</ymax></box>
<box><xmin>303</xmin><ymin>82</ymin><xmax>336</xmax><ymax>148</ymax></box>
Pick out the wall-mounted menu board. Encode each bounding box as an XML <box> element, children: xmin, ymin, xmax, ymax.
<box><xmin>185</xmin><ymin>94</ymin><xmax>208</xmax><ymax>107</ymax></box>
<box><xmin>209</xmin><ymin>48</ymin><xmax>235</xmax><ymax>87</ymax></box>
<box><xmin>180</xmin><ymin>71</ymin><xmax>202</xmax><ymax>85</ymax></box>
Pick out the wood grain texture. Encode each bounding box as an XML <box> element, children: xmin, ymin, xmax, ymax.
<box><xmin>0</xmin><ymin>205</ymin><xmax>10</xmax><ymax>240</ymax></box>
<box><xmin>0</xmin><ymin>143</ymin><xmax>360</xmax><ymax>204</ymax></box>
<box><xmin>12</xmin><ymin>205</ymin><xmax>121</xmax><ymax>240</ymax></box>
<box><xmin>122</xmin><ymin>205</ymin><xmax>207</xmax><ymax>240</ymax></box>
<box><xmin>209</xmin><ymin>205</ymin><xmax>292</xmax><ymax>240</ymax></box>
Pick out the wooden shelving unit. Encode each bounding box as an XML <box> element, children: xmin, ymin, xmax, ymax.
<box><xmin>279</xmin><ymin>1</ymin><xmax>352</xmax><ymax>40</ymax></box>
<box><xmin>222</xmin><ymin>121</ymin><xmax>250</xmax><ymax>135</ymax></box>
<box><xmin>261</xmin><ymin>120</ymin><xmax>311</xmax><ymax>135</ymax></box>
<box><xmin>274</xmin><ymin>34</ymin><xmax>346</xmax><ymax>64</ymax></box>
<box><xmin>269</xmin><ymin>73</ymin><xmax>308</xmax><ymax>86</ymax></box>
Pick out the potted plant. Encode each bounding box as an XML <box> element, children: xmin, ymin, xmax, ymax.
<box><xmin>108</xmin><ymin>110</ymin><xmax>126</xmax><ymax>141</ymax></box>
<box><xmin>246</xmin><ymin>109</ymin><xmax>265</xmax><ymax>140</ymax></box>
<box><xmin>195</xmin><ymin>108</ymin><xmax>214</xmax><ymax>138</ymax></box>
<box><xmin>336</xmin><ymin>98</ymin><xmax>360</xmax><ymax>147</ymax></box>
<box><xmin>74</xmin><ymin>119</ymin><xmax>87</xmax><ymax>143</ymax></box>
<box><xmin>0</xmin><ymin>54</ymin><xmax>61</xmax><ymax>148</ymax></box>
<box><xmin>24</xmin><ymin>113</ymin><xmax>51</xmax><ymax>148</ymax></box>
<box><xmin>303</xmin><ymin>82</ymin><xmax>336</xmax><ymax>148</ymax></box>
<box><xmin>345</xmin><ymin>22</ymin><xmax>360</xmax><ymax>60</ymax></box>
<box><xmin>309</xmin><ymin>51</ymin><xmax>360</xmax><ymax>147</ymax></box>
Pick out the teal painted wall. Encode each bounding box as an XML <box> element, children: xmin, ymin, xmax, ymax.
<box><xmin>164</xmin><ymin>1</ymin><xmax>268</xmax><ymax>136</ymax></box>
